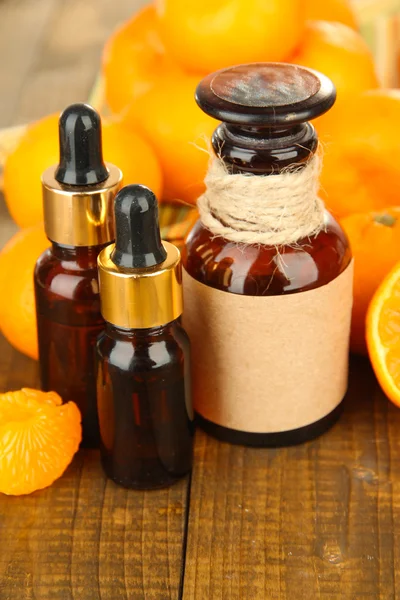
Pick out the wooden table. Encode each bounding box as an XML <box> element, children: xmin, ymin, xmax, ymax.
<box><xmin>1</xmin><ymin>1</ymin><xmax>399</xmax><ymax>598</ymax></box>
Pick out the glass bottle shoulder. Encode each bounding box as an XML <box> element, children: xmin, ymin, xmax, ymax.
<box><xmin>97</xmin><ymin>321</ymin><xmax>190</xmax><ymax>372</ymax></box>
<box><xmin>34</xmin><ymin>245</ymin><xmax>103</xmax><ymax>303</ymax></box>
<box><xmin>183</xmin><ymin>210</ymin><xmax>351</xmax><ymax>295</ymax></box>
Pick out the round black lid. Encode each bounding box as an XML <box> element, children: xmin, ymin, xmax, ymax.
<box><xmin>195</xmin><ymin>63</ymin><xmax>336</xmax><ymax>126</ymax></box>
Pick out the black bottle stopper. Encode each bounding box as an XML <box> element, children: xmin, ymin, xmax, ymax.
<box><xmin>195</xmin><ymin>62</ymin><xmax>336</xmax><ymax>126</ymax></box>
<box><xmin>195</xmin><ymin>63</ymin><xmax>337</xmax><ymax>173</ymax></box>
<box><xmin>55</xmin><ymin>103</ymin><xmax>109</xmax><ymax>186</ymax></box>
<box><xmin>111</xmin><ymin>184</ymin><xmax>167</xmax><ymax>269</ymax></box>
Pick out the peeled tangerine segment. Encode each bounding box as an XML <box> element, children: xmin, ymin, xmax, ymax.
<box><xmin>0</xmin><ymin>389</ymin><xmax>81</xmax><ymax>495</ymax></box>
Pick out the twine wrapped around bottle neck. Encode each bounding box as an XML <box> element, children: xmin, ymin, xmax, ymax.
<box><xmin>197</xmin><ymin>154</ymin><xmax>326</xmax><ymax>246</ymax></box>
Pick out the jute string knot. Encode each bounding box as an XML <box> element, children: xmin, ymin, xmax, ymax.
<box><xmin>197</xmin><ymin>154</ymin><xmax>325</xmax><ymax>246</ymax></box>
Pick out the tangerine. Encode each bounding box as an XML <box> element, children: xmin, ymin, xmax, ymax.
<box><xmin>155</xmin><ymin>0</ymin><xmax>305</xmax><ymax>73</ymax></box>
<box><xmin>293</xmin><ymin>21</ymin><xmax>379</xmax><ymax>98</ymax></box>
<box><xmin>341</xmin><ymin>209</ymin><xmax>400</xmax><ymax>355</ymax></box>
<box><xmin>102</xmin><ymin>5</ymin><xmax>183</xmax><ymax>114</ymax></box>
<box><xmin>0</xmin><ymin>225</ymin><xmax>49</xmax><ymax>360</ymax></box>
<box><xmin>319</xmin><ymin>90</ymin><xmax>400</xmax><ymax>219</ymax></box>
<box><xmin>124</xmin><ymin>76</ymin><xmax>215</xmax><ymax>204</ymax></box>
<box><xmin>0</xmin><ymin>388</ymin><xmax>81</xmax><ymax>495</ymax></box>
<box><xmin>303</xmin><ymin>0</ymin><xmax>358</xmax><ymax>29</ymax></box>
<box><xmin>3</xmin><ymin>112</ymin><xmax>163</xmax><ymax>228</ymax></box>
<box><xmin>103</xmin><ymin>117</ymin><xmax>162</xmax><ymax>200</ymax></box>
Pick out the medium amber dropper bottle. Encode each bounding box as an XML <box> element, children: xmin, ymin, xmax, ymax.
<box><xmin>34</xmin><ymin>103</ymin><xmax>122</xmax><ymax>447</ymax></box>
<box><xmin>183</xmin><ymin>63</ymin><xmax>353</xmax><ymax>447</ymax></box>
<box><xmin>96</xmin><ymin>184</ymin><xmax>194</xmax><ymax>489</ymax></box>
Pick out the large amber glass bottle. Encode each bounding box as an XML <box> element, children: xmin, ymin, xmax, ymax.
<box><xmin>182</xmin><ymin>63</ymin><xmax>352</xmax><ymax>446</ymax></box>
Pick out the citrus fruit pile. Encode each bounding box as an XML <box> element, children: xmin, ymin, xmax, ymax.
<box><xmin>0</xmin><ymin>0</ymin><xmax>400</xmax><ymax>416</ymax></box>
<box><xmin>99</xmin><ymin>0</ymin><xmax>400</xmax><ymax>412</ymax></box>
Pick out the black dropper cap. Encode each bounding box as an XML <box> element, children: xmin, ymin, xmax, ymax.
<box><xmin>54</xmin><ymin>103</ymin><xmax>109</xmax><ymax>186</ymax></box>
<box><xmin>111</xmin><ymin>184</ymin><xmax>167</xmax><ymax>269</ymax></box>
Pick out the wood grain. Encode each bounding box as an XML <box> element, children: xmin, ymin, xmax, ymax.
<box><xmin>0</xmin><ymin>0</ymin><xmax>146</xmax><ymax>129</ymax></box>
<box><xmin>183</xmin><ymin>357</ymin><xmax>400</xmax><ymax>600</ymax></box>
<box><xmin>0</xmin><ymin>0</ymin><xmax>60</xmax><ymax>128</ymax></box>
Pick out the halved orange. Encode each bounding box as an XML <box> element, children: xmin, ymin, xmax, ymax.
<box><xmin>367</xmin><ymin>264</ymin><xmax>400</xmax><ymax>406</ymax></box>
<box><xmin>0</xmin><ymin>389</ymin><xmax>82</xmax><ymax>495</ymax></box>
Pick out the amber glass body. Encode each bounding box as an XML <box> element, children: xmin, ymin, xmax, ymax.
<box><xmin>34</xmin><ymin>242</ymin><xmax>107</xmax><ymax>448</ymax></box>
<box><xmin>182</xmin><ymin>123</ymin><xmax>352</xmax><ymax>446</ymax></box>
<box><xmin>96</xmin><ymin>320</ymin><xmax>193</xmax><ymax>490</ymax></box>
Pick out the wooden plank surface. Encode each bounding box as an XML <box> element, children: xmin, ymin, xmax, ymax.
<box><xmin>1</xmin><ymin>0</ymin><xmax>400</xmax><ymax>598</ymax></box>
<box><xmin>0</xmin><ymin>0</ymin><xmax>145</xmax><ymax>128</ymax></box>
<box><xmin>0</xmin><ymin>0</ymin><xmax>60</xmax><ymax>127</ymax></box>
<box><xmin>183</xmin><ymin>358</ymin><xmax>399</xmax><ymax>599</ymax></box>
<box><xmin>0</xmin><ymin>346</ymin><xmax>189</xmax><ymax>600</ymax></box>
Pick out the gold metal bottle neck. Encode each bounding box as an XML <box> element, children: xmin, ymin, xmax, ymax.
<box><xmin>98</xmin><ymin>241</ymin><xmax>183</xmax><ymax>330</ymax></box>
<box><xmin>41</xmin><ymin>163</ymin><xmax>122</xmax><ymax>246</ymax></box>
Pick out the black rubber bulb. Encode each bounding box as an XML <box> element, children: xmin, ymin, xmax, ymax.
<box><xmin>54</xmin><ymin>103</ymin><xmax>109</xmax><ymax>186</ymax></box>
<box><xmin>111</xmin><ymin>184</ymin><xmax>167</xmax><ymax>269</ymax></box>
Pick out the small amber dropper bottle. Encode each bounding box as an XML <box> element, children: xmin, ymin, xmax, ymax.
<box><xmin>34</xmin><ymin>104</ymin><xmax>122</xmax><ymax>447</ymax></box>
<box><xmin>96</xmin><ymin>184</ymin><xmax>193</xmax><ymax>489</ymax></box>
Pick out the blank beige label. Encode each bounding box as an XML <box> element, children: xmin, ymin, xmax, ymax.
<box><xmin>182</xmin><ymin>261</ymin><xmax>354</xmax><ymax>433</ymax></box>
